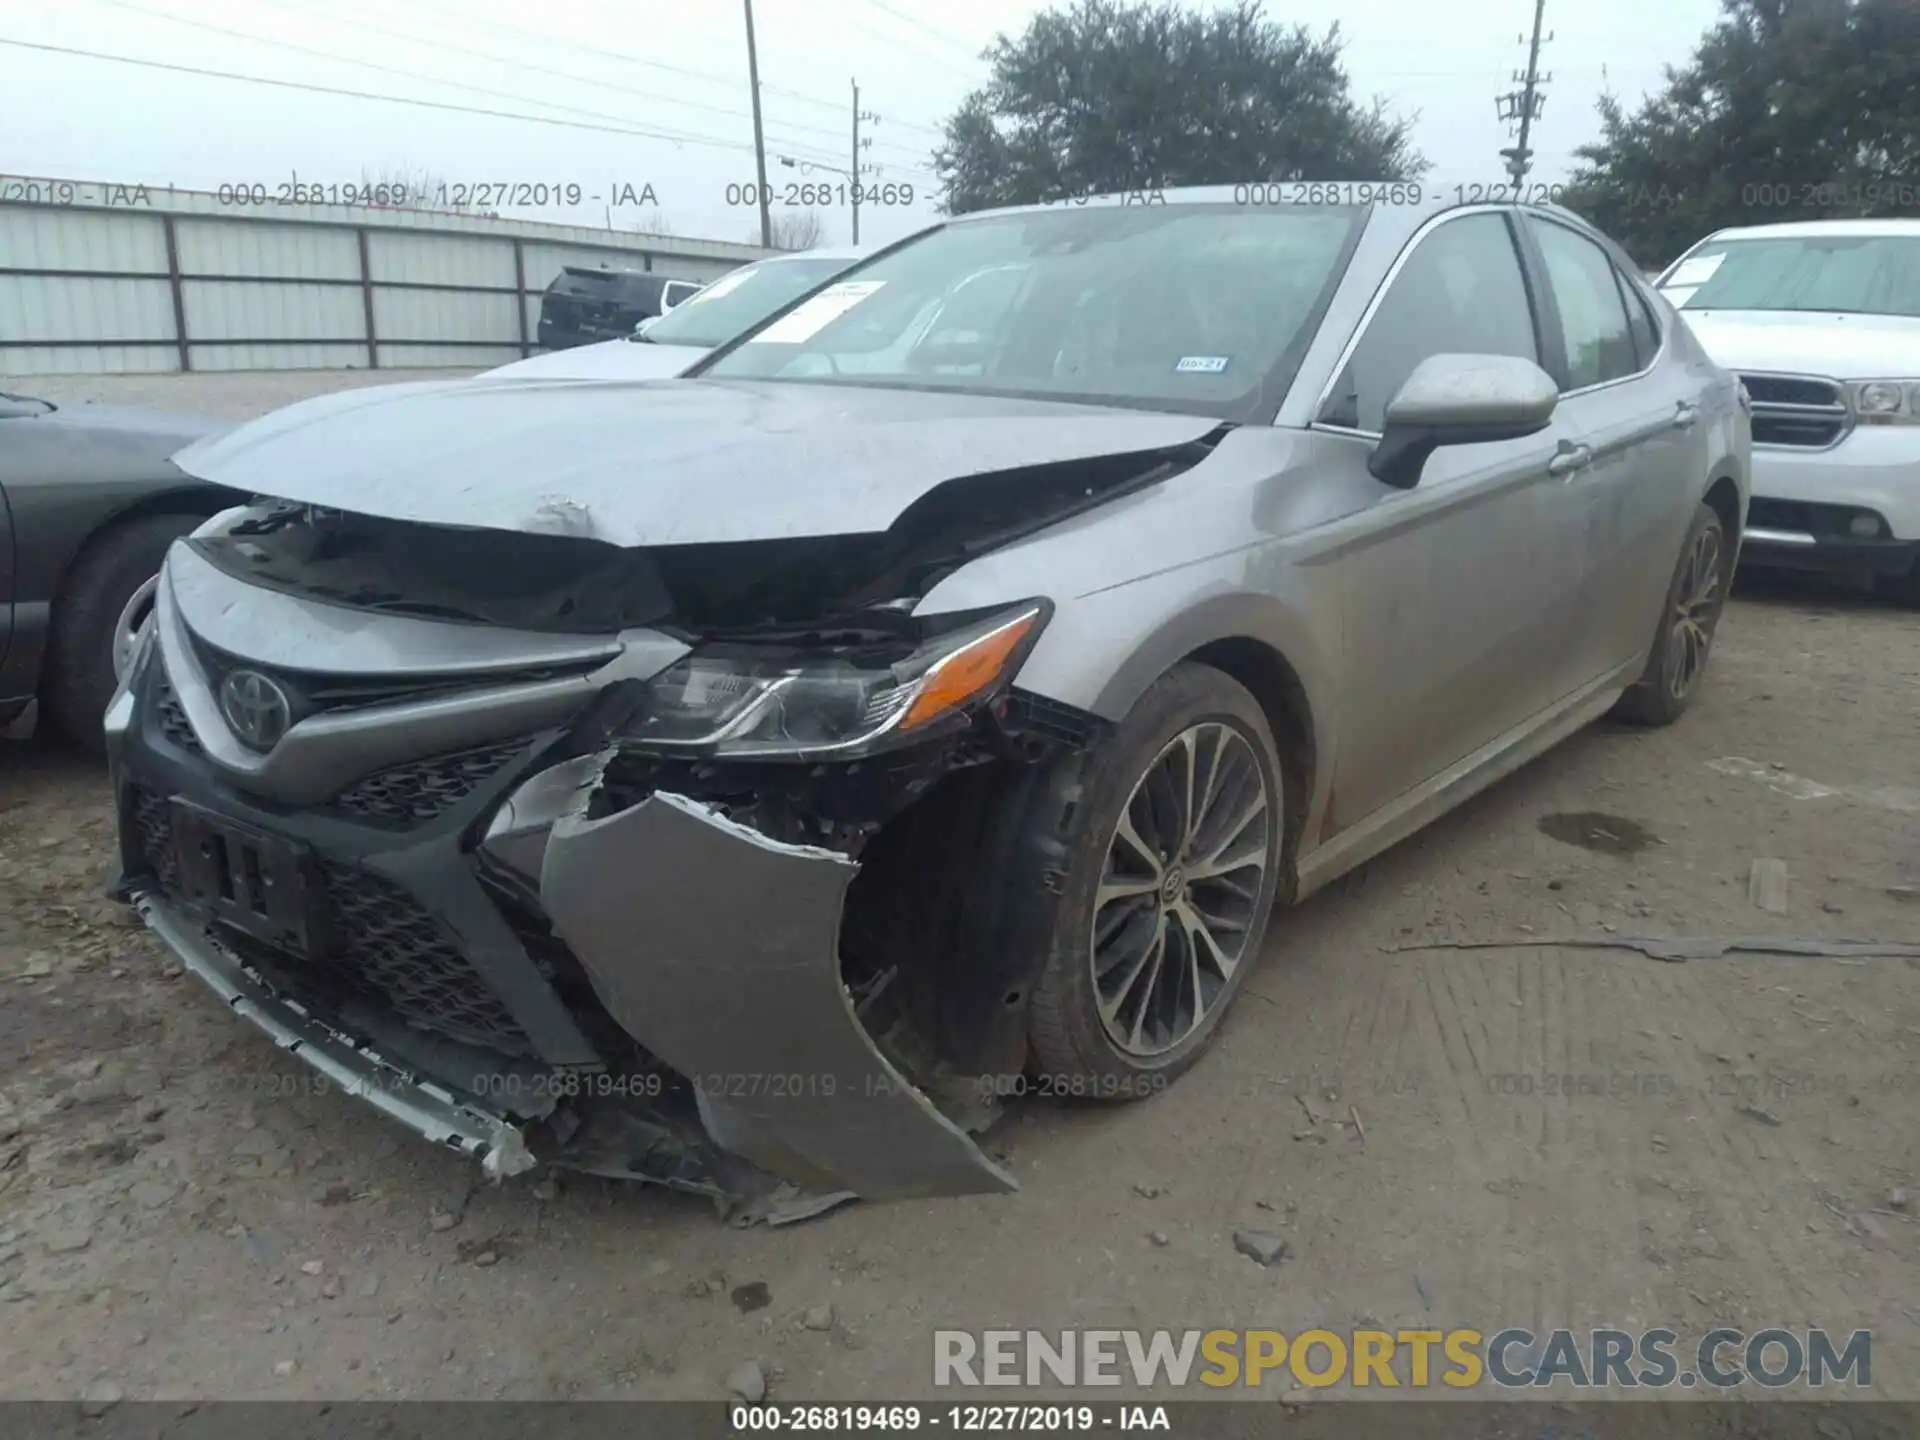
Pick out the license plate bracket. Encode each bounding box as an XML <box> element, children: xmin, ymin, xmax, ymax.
<box><xmin>169</xmin><ymin>799</ymin><xmax>324</xmax><ymax>956</ymax></box>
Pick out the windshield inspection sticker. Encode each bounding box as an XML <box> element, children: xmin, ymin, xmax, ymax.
<box><xmin>750</xmin><ymin>280</ymin><xmax>888</xmax><ymax>344</ymax></box>
<box><xmin>1175</xmin><ymin>355</ymin><xmax>1230</xmax><ymax>374</ymax></box>
<box><xmin>1665</xmin><ymin>253</ymin><xmax>1725</xmax><ymax>287</ymax></box>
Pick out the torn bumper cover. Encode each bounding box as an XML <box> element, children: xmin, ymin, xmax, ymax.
<box><xmin>542</xmin><ymin>791</ymin><xmax>1016</xmax><ymax>1199</ymax></box>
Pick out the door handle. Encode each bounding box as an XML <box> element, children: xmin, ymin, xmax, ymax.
<box><xmin>1547</xmin><ymin>443</ymin><xmax>1593</xmax><ymax>477</ymax></box>
<box><xmin>1672</xmin><ymin>402</ymin><xmax>1699</xmax><ymax>430</ymax></box>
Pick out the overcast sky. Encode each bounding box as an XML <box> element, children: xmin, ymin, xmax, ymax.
<box><xmin>1</xmin><ymin>0</ymin><xmax>1722</xmax><ymax>249</ymax></box>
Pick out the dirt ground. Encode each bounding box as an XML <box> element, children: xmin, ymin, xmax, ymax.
<box><xmin>1</xmin><ymin>370</ymin><xmax>1916</xmax><ymax>1405</ymax></box>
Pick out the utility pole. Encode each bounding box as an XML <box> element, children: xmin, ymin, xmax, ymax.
<box><xmin>1495</xmin><ymin>0</ymin><xmax>1552</xmax><ymax>185</ymax></box>
<box><xmin>849</xmin><ymin>80</ymin><xmax>878</xmax><ymax>245</ymax></box>
<box><xmin>743</xmin><ymin>0</ymin><xmax>772</xmax><ymax>247</ymax></box>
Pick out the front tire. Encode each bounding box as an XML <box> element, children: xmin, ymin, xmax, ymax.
<box><xmin>41</xmin><ymin>513</ymin><xmax>202</xmax><ymax>754</ymax></box>
<box><xmin>1025</xmin><ymin>663</ymin><xmax>1285</xmax><ymax>1091</ymax></box>
<box><xmin>1612</xmin><ymin>503</ymin><xmax>1728</xmax><ymax>728</ymax></box>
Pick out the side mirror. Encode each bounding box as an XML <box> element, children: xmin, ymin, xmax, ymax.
<box><xmin>1368</xmin><ymin>354</ymin><xmax>1560</xmax><ymax>489</ymax></box>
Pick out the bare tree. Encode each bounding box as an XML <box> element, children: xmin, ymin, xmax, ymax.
<box><xmin>765</xmin><ymin>210</ymin><xmax>825</xmax><ymax>250</ymax></box>
<box><xmin>627</xmin><ymin>209</ymin><xmax>677</xmax><ymax>237</ymax></box>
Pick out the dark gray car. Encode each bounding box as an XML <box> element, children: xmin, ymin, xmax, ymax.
<box><xmin>109</xmin><ymin>187</ymin><xmax>1750</xmax><ymax>1215</ymax></box>
<box><xmin>0</xmin><ymin>391</ymin><xmax>228</xmax><ymax>749</ymax></box>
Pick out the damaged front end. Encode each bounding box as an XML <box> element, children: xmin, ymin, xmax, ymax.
<box><xmin>110</xmin><ymin>434</ymin><xmax>1200</xmax><ymax>1214</ymax></box>
<box><xmin>509</xmin><ymin>599</ymin><xmax>1061</xmax><ymax>1206</ymax></box>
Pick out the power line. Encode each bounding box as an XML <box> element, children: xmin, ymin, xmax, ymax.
<box><xmin>231</xmin><ymin>0</ymin><xmax>860</xmax><ymax>150</ymax></box>
<box><xmin>861</xmin><ymin>0</ymin><xmax>981</xmax><ymax>58</ymax></box>
<box><xmin>345</xmin><ymin>0</ymin><xmax>949</xmax><ymax>140</ymax></box>
<box><xmin>0</xmin><ymin>36</ymin><xmax>821</xmax><ymax>159</ymax></box>
<box><xmin>79</xmin><ymin>0</ymin><xmax>850</xmax><ymax>167</ymax></box>
<box><xmin>837</xmin><ymin>12</ymin><xmax>983</xmax><ymax>84</ymax></box>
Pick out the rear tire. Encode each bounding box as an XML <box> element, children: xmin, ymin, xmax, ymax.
<box><xmin>1873</xmin><ymin>555</ymin><xmax>1920</xmax><ymax>607</ymax></box>
<box><xmin>41</xmin><ymin>513</ymin><xmax>202</xmax><ymax>755</ymax></box>
<box><xmin>1025</xmin><ymin>663</ymin><xmax>1285</xmax><ymax>1094</ymax></box>
<box><xmin>1612</xmin><ymin>502</ymin><xmax>1728</xmax><ymax>728</ymax></box>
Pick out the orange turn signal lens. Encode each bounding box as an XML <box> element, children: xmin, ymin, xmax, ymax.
<box><xmin>900</xmin><ymin>609</ymin><xmax>1042</xmax><ymax>732</ymax></box>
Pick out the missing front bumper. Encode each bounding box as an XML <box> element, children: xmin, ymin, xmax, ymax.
<box><xmin>131</xmin><ymin>890</ymin><xmax>537</xmax><ymax>1178</ymax></box>
<box><xmin>541</xmin><ymin>790</ymin><xmax>1017</xmax><ymax>1201</ymax></box>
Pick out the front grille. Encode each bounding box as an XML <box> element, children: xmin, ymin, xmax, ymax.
<box><xmin>186</xmin><ymin>637</ymin><xmax>601</xmax><ymax>724</ymax></box>
<box><xmin>333</xmin><ymin>740</ymin><xmax>529</xmax><ymax>826</ymax></box>
<box><xmin>1739</xmin><ymin>372</ymin><xmax>1849</xmax><ymax>448</ymax></box>
<box><xmin>1001</xmin><ymin>689</ymin><xmax>1101</xmax><ymax>748</ymax></box>
<box><xmin>315</xmin><ymin>860</ymin><xmax>536</xmax><ymax>1057</ymax></box>
<box><xmin>151</xmin><ymin>673</ymin><xmax>203</xmax><ymax>755</ymax></box>
<box><xmin>128</xmin><ymin>785</ymin><xmax>180</xmax><ymax>892</ymax></box>
<box><xmin>124</xmin><ymin>783</ymin><xmax>535</xmax><ymax>1059</ymax></box>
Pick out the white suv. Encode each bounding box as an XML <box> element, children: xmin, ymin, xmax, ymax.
<box><xmin>1658</xmin><ymin>218</ymin><xmax>1920</xmax><ymax>599</ymax></box>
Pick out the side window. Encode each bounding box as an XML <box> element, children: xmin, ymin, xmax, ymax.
<box><xmin>1530</xmin><ymin>220</ymin><xmax>1639</xmax><ymax>390</ymax></box>
<box><xmin>1618</xmin><ymin>272</ymin><xmax>1661</xmax><ymax>368</ymax></box>
<box><xmin>1322</xmin><ymin>213</ymin><xmax>1538</xmax><ymax>433</ymax></box>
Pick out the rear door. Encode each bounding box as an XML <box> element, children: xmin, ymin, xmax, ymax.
<box><xmin>0</xmin><ymin>464</ymin><xmax>13</xmax><ymax>678</ymax></box>
<box><xmin>1311</xmin><ymin>208</ymin><xmax>1594</xmax><ymax>831</ymax></box>
<box><xmin>1518</xmin><ymin>214</ymin><xmax>1701</xmax><ymax>677</ymax></box>
<box><xmin>0</xmin><ymin>401</ymin><xmax>33</xmax><ymax>679</ymax></box>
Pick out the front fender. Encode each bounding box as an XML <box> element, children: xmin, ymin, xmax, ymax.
<box><xmin>932</xmin><ymin>555</ymin><xmax>1341</xmax><ymax>880</ymax></box>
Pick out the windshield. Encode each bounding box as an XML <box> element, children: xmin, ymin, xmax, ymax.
<box><xmin>638</xmin><ymin>256</ymin><xmax>853</xmax><ymax>348</ymax></box>
<box><xmin>698</xmin><ymin>205</ymin><xmax>1364</xmax><ymax>418</ymax></box>
<box><xmin>1661</xmin><ymin>234</ymin><xmax>1920</xmax><ymax>316</ymax></box>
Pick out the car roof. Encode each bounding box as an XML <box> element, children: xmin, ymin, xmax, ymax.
<box><xmin>942</xmin><ymin>183</ymin><xmax>1601</xmax><ymax>252</ymax></box>
<box><xmin>1702</xmin><ymin>218</ymin><xmax>1920</xmax><ymax>242</ymax></box>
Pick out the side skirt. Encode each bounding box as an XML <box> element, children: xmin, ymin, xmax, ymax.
<box><xmin>1293</xmin><ymin>660</ymin><xmax>1640</xmax><ymax>903</ymax></box>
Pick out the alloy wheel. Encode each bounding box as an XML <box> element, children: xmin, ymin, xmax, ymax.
<box><xmin>1664</xmin><ymin>524</ymin><xmax>1723</xmax><ymax>701</ymax></box>
<box><xmin>112</xmin><ymin>574</ymin><xmax>160</xmax><ymax>687</ymax></box>
<box><xmin>1089</xmin><ymin>721</ymin><xmax>1274</xmax><ymax>1057</ymax></box>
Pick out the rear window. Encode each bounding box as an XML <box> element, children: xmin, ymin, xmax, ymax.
<box><xmin>550</xmin><ymin>269</ymin><xmax>661</xmax><ymax>304</ymax></box>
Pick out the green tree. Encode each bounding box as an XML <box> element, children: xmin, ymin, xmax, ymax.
<box><xmin>1565</xmin><ymin>0</ymin><xmax>1920</xmax><ymax>267</ymax></box>
<box><xmin>932</xmin><ymin>0</ymin><xmax>1424</xmax><ymax>214</ymax></box>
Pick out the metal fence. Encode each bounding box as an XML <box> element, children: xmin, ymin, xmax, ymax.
<box><xmin>0</xmin><ymin>179</ymin><xmax>776</xmax><ymax>375</ymax></box>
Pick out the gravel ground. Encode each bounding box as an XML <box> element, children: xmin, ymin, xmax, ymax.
<box><xmin>0</xmin><ymin>371</ymin><xmax>1916</xmax><ymax>1405</ymax></box>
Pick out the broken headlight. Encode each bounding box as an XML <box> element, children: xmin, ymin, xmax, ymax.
<box><xmin>621</xmin><ymin>602</ymin><xmax>1047</xmax><ymax>759</ymax></box>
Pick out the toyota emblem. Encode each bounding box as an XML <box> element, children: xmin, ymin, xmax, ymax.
<box><xmin>217</xmin><ymin>669</ymin><xmax>293</xmax><ymax>750</ymax></box>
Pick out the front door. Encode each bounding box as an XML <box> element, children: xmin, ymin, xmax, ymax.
<box><xmin>1312</xmin><ymin>209</ymin><xmax>1593</xmax><ymax>832</ymax></box>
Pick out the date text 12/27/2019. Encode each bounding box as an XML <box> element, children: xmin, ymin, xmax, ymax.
<box><xmin>729</xmin><ymin>1404</ymin><xmax>1172</xmax><ymax>1431</ymax></box>
<box><xmin>212</xmin><ymin>179</ymin><xmax>659</xmax><ymax>210</ymax></box>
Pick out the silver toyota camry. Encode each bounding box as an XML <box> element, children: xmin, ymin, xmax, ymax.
<box><xmin>109</xmin><ymin>186</ymin><xmax>1751</xmax><ymax>1215</ymax></box>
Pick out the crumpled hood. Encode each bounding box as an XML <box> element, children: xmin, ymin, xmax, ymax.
<box><xmin>1678</xmin><ymin>309</ymin><xmax>1920</xmax><ymax>379</ymax></box>
<box><xmin>170</xmin><ymin>377</ymin><xmax>1220</xmax><ymax>548</ymax></box>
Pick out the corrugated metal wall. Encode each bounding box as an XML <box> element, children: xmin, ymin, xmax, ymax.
<box><xmin>0</xmin><ymin>184</ymin><xmax>774</xmax><ymax>376</ymax></box>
